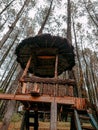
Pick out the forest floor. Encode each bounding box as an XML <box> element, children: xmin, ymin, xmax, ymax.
<box><xmin>0</xmin><ymin>113</ymin><xmax>70</xmax><ymax>130</ymax></box>
<box><xmin>0</xmin><ymin>121</ymin><xmax>70</xmax><ymax>130</ymax></box>
<box><xmin>0</xmin><ymin>113</ymin><xmax>93</xmax><ymax>130</ymax></box>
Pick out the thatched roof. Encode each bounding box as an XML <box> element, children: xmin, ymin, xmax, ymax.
<box><xmin>15</xmin><ymin>34</ymin><xmax>75</xmax><ymax>77</ymax></box>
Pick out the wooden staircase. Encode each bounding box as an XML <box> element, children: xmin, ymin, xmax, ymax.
<box><xmin>71</xmin><ymin>109</ymin><xmax>98</xmax><ymax>130</ymax></box>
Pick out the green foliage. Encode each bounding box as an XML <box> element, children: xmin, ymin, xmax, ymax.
<box><xmin>0</xmin><ymin>88</ymin><xmax>3</xmax><ymax>93</ymax></box>
<box><xmin>11</xmin><ymin>113</ymin><xmax>22</xmax><ymax>122</ymax></box>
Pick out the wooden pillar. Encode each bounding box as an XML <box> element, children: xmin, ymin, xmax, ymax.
<box><xmin>25</xmin><ymin>110</ymin><xmax>29</xmax><ymax>130</ymax></box>
<box><xmin>50</xmin><ymin>102</ymin><xmax>57</xmax><ymax>130</ymax></box>
<box><xmin>21</xmin><ymin>56</ymin><xmax>32</xmax><ymax>79</ymax></box>
<box><xmin>54</xmin><ymin>55</ymin><xmax>58</xmax><ymax>78</ymax></box>
<box><xmin>70</xmin><ymin>113</ymin><xmax>75</xmax><ymax>130</ymax></box>
<box><xmin>34</xmin><ymin>110</ymin><xmax>38</xmax><ymax>130</ymax></box>
<box><xmin>33</xmin><ymin>104</ymin><xmax>39</xmax><ymax>130</ymax></box>
<box><xmin>21</xmin><ymin>56</ymin><xmax>32</xmax><ymax>94</ymax></box>
<box><xmin>50</xmin><ymin>54</ymin><xmax>58</xmax><ymax>130</ymax></box>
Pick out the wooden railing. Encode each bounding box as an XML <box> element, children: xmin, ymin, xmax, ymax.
<box><xmin>17</xmin><ymin>76</ymin><xmax>75</xmax><ymax>97</ymax></box>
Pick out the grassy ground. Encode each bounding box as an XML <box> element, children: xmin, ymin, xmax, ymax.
<box><xmin>6</xmin><ymin>121</ymin><xmax>70</xmax><ymax>130</ymax></box>
<box><xmin>0</xmin><ymin>113</ymin><xmax>93</xmax><ymax>130</ymax></box>
<box><xmin>0</xmin><ymin>121</ymin><xmax>70</xmax><ymax>130</ymax></box>
<box><xmin>0</xmin><ymin>113</ymin><xmax>70</xmax><ymax>130</ymax></box>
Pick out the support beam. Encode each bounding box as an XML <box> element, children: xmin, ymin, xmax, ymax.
<box><xmin>21</xmin><ymin>56</ymin><xmax>32</xmax><ymax>79</ymax></box>
<box><xmin>0</xmin><ymin>94</ymin><xmax>75</xmax><ymax>104</ymax></box>
<box><xmin>0</xmin><ymin>94</ymin><xmax>86</xmax><ymax>109</ymax></box>
<box><xmin>50</xmin><ymin>102</ymin><xmax>57</xmax><ymax>130</ymax></box>
<box><xmin>20</xmin><ymin>76</ymin><xmax>75</xmax><ymax>85</ymax></box>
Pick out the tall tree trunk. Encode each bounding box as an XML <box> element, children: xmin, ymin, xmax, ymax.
<box><xmin>83</xmin><ymin>0</ymin><xmax>98</xmax><ymax>27</ymax></box>
<box><xmin>0</xmin><ymin>18</ymin><xmax>8</xmax><ymax>30</ymax></box>
<box><xmin>72</xmin><ymin>18</ymin><xmax>83</xmax><ymax>97</ymax></box>
<box><xmin>0</xmin><ymin>101</ymin><xmax>16</xmax><ymax>130</ymax></box>
<box><xmin>66</xmin><ymin>0</ymin><xmax>78</xmax><ymax>96</ymax></box>
<box><xmin>89</xmin><ymin>58</ymin><xmax>98</xmax><ymax>101</ymax></box>
<box><xmin>0</xmin><ymin>0</ymin><xmax>30</xmax><ymax>49</ymax></box>
<box><xmin>0</xmin><ymin>69</ymin><xmax>23</xmax><ymax>130</ymax></box>
<box><xmin>38</xmin><ymin>0</ymin><xmax>53</xmax><ymax>35</ymax></box>
<box><xmin>67</xmin><ymin>0</ymin><xmax>72</xmax><ymax>44</ymax></box>
<box><xmin>0</xmin><ymin>31</ymin><xmax>19</xmax><ymax>67</ymax></box>
<box><xmin>1</xmin><ymin>61</ymin><xmax>17</xmax><ymax>92</ymax></box>
<box><xmin>0</xmin><ymin>53</ymin><xmax>16</xmax><ymax>87</ymax></box>
<box><xmin>0</xmin><ymin>0</ymin><xmax>14</xmax><ymax>15</ymax></box>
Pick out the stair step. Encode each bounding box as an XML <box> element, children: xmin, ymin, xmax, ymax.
<box><xmin>29</xmin><ymin>112</ymin><xmax>35</xmax><ymax>117</ymax></box>
<box><xmin>77</xmin><ymin>110</ymin><xmax>87</xmax><ymax>115</ymax></box>
<box><xmin>79</xmin><ymin>115</ymin><xmax>90</xmax><ymax>120</ymax></box>
<box><xmin>82</xmin><ymin>125</ymin><xmax>95</xmax><ymax>130</ymax></box>
<box><xmin>29</xmin><ymin>122</ymin><xmax>34</xmax><ymax>126</ymax></box>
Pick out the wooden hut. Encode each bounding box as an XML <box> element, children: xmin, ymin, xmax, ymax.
<box><xmin>0</xmin><ymin>34</ymin><xmax>97</xmax><ymax>130</ymax></box>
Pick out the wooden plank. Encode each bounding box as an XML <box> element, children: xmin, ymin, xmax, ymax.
<box><xmin>20</xmin><ymin>76</ymin><xmax>75</xmax><ymax>85</ymax></box>
<box><xmin>37</xmin><ymin>56</ymin><xmax>55</xmax><ymax>59</ymax></box>
<box><xmin>74</xmin><ymin>98</ymin><xmax>86</xmax><ymax>110</ymax></box>
<box><xmin>0</xmin><ymin>94</ymin><xmax>75</xmax><ymax>104</ymax></box>
<box><xmin>0</xmin><ymin>94</ymin><xmax>86</xmax><ymax>109</ymax></box>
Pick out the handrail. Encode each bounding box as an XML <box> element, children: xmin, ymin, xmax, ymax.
<box><xmin>87</xmin><ymin>112</ymin><xmax>98</xmax><ymax>130</ymax></box>
<box><xmin>74</xmin><ymin>109</ymin><xmax>82</xmax><ymax>130</ymax></box>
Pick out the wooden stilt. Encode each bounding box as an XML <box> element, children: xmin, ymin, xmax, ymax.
<box><xmin>54</xmin><ymin>55</ymin><xmax>58</xmax><ymax>78</ymax></box>
<box><xmin>50</xmin><ymin>102</ymin><xmax>57</xmax><ymax>130</ymax></box>
<box><xmin>70</xmin><ymin>113</ymin><xmax>75</xmax><ymax>130</ymax></box>
<box><xmin>20</xmin><ymin>56</ymin><xmax>32</xmax><ymax>94</ymax></box>
<box><xmin>34</xmin><ymin>110</ymin><xmax>38</xmax><ymax>130</ymax></box>
<box><xmin>25</xmin><ymin>110</ymin><xmax>29</xmax><ymax>130</ymax></box>
<box><xmin>50</xmin><ymin>54</ymin><xmax>58</xmax><ymax>130</ymax></box>
<box><xmin>21</xmin><ymin>56</ymin><xmax>32</xmax><ymax>79</ymax></box>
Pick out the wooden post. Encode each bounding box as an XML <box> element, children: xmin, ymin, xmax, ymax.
<box><xmin>50</xmin><ymin>102</ymin><xmax>57</xmax><ymax>130</ymax></box>
<box><xmin>54</xmin><ymin>55</ymin><xmax>58</xmax><ymax>78</ymax></box>
<box><xmin>34</xmin><ymin>104</ymin><xmax>38</xmax><ymax>130</ymax></box>
<box><xmin>34</xmin><ymin>110</ymin><xmax>38</xmax><ymax>130</ymax></box>
<box><xmin>25</xmin><ymin>110</ymin><xmax>29</xmax><ymax>130</ymax></box>
<box><xmin>50</xmin><ymin>55</ymin><xmax>58</xmax><ymax>130</ymax></box>
<box><xmin>21</xmin><ymin>56</ymin><xmax>32</xmax><ymax>79</ymax></box>
<box><xmin>21</xmin><ymin>56</ymin><xmax>32</xmax><ymax>93</ymax></box>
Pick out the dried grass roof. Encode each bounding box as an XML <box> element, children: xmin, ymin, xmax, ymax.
<box><xmin>15</xmin><ymin>34</ymin><xmax>75</xmax><ymax>77</ymax></box>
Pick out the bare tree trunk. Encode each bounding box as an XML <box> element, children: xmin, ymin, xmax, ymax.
<box><xmin>0</xmin><ymin>69</ymin><xmax>23</xmax><ymax>129</ymax></box>
<box><xmin>0</xmin><ymin>18</ymin><xmax>8</xmax><ymax>30</ymax></box>
<box><xmin>0</xmin><ymin>0</ymin><xmax>29</xmax><ymax>49</ymax></box>
<box><xmin>38</xmin><ymin>0</ymin><xmax>53</xmax><ymax>35</ymax></box>
<box><xmin>83</xmin><ymin>0</ymin><xmax>98</xmax><ymax>27</ymax></box>
<box><xmin>66</xmin><ymin>0</ymin><xmax>78</xmax><ymax>97</ymax></box>
<box><xmin>0</xmin><ymin>54</ymin><xmax>15</xmax><ymax>88</ymax></box>
<box><xmin>89</xmin><ymin>58</ymin><xmax>98</xmax><ymax>101</ymax></box>
<box><xmin>1</xmin><ymin>61</ymin><xmax>17</xmax><ymax>92</ymax></box>
<box><xmin>0</xmin><ymin>31</ymin><xmax>19</xmax><ymax>67</ymax></box>
<box><xmin>67</xmin><ymin>0</ymin><xmax>72</xmax><ymax>44</ymax></box>
<box><xmin>72</xmin><ymin>18</ymin><xmax>83</xmax><ymax>97</ymax></box>
<box><xmin>0</xmin><ymin>0</ymin><xmax>14</xmax><ymax>15</ymax></box>
<box><xmin>0</xmin><ymin>101</ymin><xmax>16</xmax><ymax>130</ymax></box>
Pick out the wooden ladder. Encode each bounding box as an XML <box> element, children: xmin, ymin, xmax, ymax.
<box><xmin>71</xmin><ymin>109</ymin><xmax>98</xmax><ymax>130</ymax></box>
<box><xmin>20</xmin><ymin>109</ymin><xmax>39</xmax><ymax>130</ymax></box>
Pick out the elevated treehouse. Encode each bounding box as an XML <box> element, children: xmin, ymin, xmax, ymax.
<box><xmin>0</xmin><ymin>34</ymin><xmax>98</xmax><ymax>130</ymax></box>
